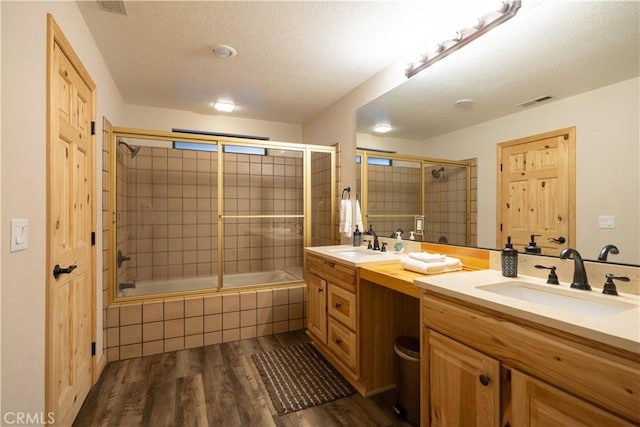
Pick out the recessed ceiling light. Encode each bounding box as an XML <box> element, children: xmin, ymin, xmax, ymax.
<box><xmin>212</xmin><ymin>44</ymin><xmax>237</xmax><ymax>58</ymax></box>
<box><xmin>454</xmin><ymin>98</ymin><xmax>474</xmax><ymax>107</ymax></box>
<box><xmin>213</xmin><ymin>101</ymin><xmax>236</xmax><ymax>113</ymax></box>
<box><xmin>373</xmin><ymin>124</ymin><xmax>392</xmax><ymax>133</ymax></box>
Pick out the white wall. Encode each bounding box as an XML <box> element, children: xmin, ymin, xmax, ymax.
<box><xmin>120</xmin><ymin>104</ymin><xmax>302</xmax><ymax>143</ymax></box>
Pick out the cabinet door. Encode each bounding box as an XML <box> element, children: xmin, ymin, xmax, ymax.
<box><xmin>428</xmin><ymin>331</ymin><xmax>500</xmax><ymax>427</ymax></box>
<box><xmin>307</xmin><ymin>273</ymin><xmax>327</xmax><ymax>343</ymax></box>
<box><xmin>511</xmin><ymin>370</ymin><xmax>635</xmax><ymax>427</ymax></box>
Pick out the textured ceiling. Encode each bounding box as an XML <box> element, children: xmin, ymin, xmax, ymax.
<box><xmin>77</xmin><ymin>1</ymin><xmax>639</xmax><ymax>134</ymax></box>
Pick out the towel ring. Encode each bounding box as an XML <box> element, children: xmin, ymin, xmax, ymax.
<box><xmin>342</xmin><ymin>187</ymin><xmax>351</xmax><ymax>200</ymax></box>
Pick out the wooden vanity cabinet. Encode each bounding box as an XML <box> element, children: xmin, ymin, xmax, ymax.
<box><xmin>421</xmin><ymin>291</ymin><xmax>640</xmax><ymax>427</ymax></box>
<box><xmin>305</xmin><ymin>253</ymin><xmax>359</xmax><ymax>381</ymax></box>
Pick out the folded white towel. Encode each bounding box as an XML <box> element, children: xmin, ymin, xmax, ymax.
<box><xmin>400</xmin><ymin>255</ymin><xmax>463</xmax><ymax>275</ymax></box>
<box><xmin>354</xmin><ymin>199</ymin><xmax>364</xmax><ymax>232</ymax></box>
<box><xmin>408</xmin><ymin>252</ymin><xmax>446</xmax><ymax>263</ymax></box>
<box><xmin>339</xmin><ymin>199</ymin><xmax>352</xmax><ymax>238</ymax></box>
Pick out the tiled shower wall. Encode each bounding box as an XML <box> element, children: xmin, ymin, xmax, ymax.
<box><xmin>311</xmin><ymin>151</ymin><xmax>333</xmax><ymax>246</ymax></box>
<box><xmin>116</xmin><ymin>146</ymin><xmax>305</xmax><ymax>283</ymax></box>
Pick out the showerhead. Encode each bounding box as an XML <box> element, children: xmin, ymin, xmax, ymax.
<box><xmin>118</xmin><ymin>138</ymin><xmax>141</xmax><ymax>158</ymax></box>
<box><xmin>431</xmin><ymin>167</ymin><xmax>445</xmax><ymax>179</ymax></box>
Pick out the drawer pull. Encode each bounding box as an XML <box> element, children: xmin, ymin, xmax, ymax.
<box><xmin>335</xmin><ymin>302</ymin><xmax>342</xmax><ymax>309</ymax></box>
<box><xmin>479</xmin><ymin>374</ymin><xmax>490</xmax><ymax>386</ymax></box>
<box><xmin>335</xmin><ymin>338</ymin><xmax>342</xmax><ymax>345</ymax></box>
<box><xmin>318</xmin><ymin>287</ymin><xmax>323</xmax><ymax>293</ymax></box>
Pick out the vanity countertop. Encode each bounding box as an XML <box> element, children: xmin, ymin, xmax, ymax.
<box><xmin>304</xmin><ymin>244</ymin><xmax>404</xmax><ymax>266</ymax></box>
<box><xmin>414</xmin><ymin>269</ymin><xmax>640</xmax><ymax>354</ymax></box>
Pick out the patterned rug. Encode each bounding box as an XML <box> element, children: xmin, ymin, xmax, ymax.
<box><xmin>251</xmin><ymin>342</ymin><xmax>355</xmax><ymax>415</ymax></box>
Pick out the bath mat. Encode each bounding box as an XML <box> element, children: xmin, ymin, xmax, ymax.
<box><xmin>251</xmin><ymin>342</ymin><xmax>355</xmax><ymax>415</ymax></box>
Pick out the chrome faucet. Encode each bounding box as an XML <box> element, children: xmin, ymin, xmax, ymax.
<box><xmin>559</xmin><ymin>248</ymin><xmax>591</xmax><ymax>290</ymax></box>
<box><xmin>364</xmin><ymin>225</ymin><xmax>380</xmax><ymax>251</ymax></box>
<box><xmin>597</xmin><ymin>244</ymin><xmax>619</xmax><ymax>261</ymax></box>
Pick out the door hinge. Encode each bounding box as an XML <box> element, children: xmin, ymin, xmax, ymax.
<box><xmin>91</xmin><ymin>231</ymin><xmax>96</xmax><ymax>246</ymax></box>
<box><xmin>91</xmin><ymin>121</ymin><xmax>96</xmax><ymax>136</ymax></box>
<box><xmin>91</xmin><ymin>342</ymin><xmax>96</xmax><ymax>356</ymax></box>
<box><xmin>500</xmin><ymin>223</ymin><xmax>503</xmax><ymax>231</ymax></box>
<box><xmin>500</xmin><ymin>163</ymin><xmax>503</xmax><ymax>172</ymax></box>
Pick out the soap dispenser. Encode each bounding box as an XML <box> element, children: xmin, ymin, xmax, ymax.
<box><xmin>353</xmin><ymin>225</ymin><xmax>362</xmax><ymax>247</ymax></box>
<box><xmin>501</xmin><ymin>236</ymin><xmax>518</xmax><ymax>277</ymax></box>
<box><xmin>393</xmin><ymin>231</ymin><xmax>404</xmax><ymax>253</ymax></box>
<box><xmin>524</xmin><ymin>234</ymin><xmax>542</xmax><ymax>254</ymax></box>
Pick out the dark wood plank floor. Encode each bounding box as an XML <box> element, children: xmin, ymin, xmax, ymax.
<box><xmin>74</xmin><ymin>331</ymin><xmax>411</xmax><ymax>427</ymax></box>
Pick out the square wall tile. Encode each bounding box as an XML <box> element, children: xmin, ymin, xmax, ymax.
<box><xmin>143</xmin><ymin>321</ymin><xmax>164</xmax><ymax>342</ymax></box>
<box><xmin>185</xmin><ymin>334</ymin><xmax>203</xmax><ymax>349</ymax></box>
<box><xmin>222</xmin><ymin>293</ymin><xmax>240</xmax><ymax>312</ymax></box>
<box><xmin>289</xmin><ymin>318</ymin><xmax>304</xmax><ymax>331</ymax></box>
<box><xmin>164</xmin><ymin>299</ymin><xmax>184</xmax><ymax>320</ymax></box>
<box><xmin>106</xmin><ymin>306</ymin><xmax>120</xmax><ymax>328</ymax></box>
<box><xmin>240</xmin><ymin>326</ymin><xmax>257</xmax><ymax>340</ymax></box>
<box><xmin>273</xmin><ymin>321</ymin><xmax>289</xmax><ymax>334</ymax></box>
<box><xmin>273</xmin><ymin>306</ymin><xmax>288</xmax><ymax>322</ymax></box>
<box><xmin>240</xmin><ymin>310</ymin><xmax>257</xmax><ymax>327</ymax></box>
<box><xmin>164</xmin><ymin>319</ymin><xmax>184</xmax><ymax>339</ymax></box>
<box><xmin>185</xmin><ymin>296</ymin><xmax>204</xmax><ymax>317</ymax></box>
<box><xmin>120</xmin><ymin>343</ymin><xmax>142</xmax><ymax>360</ymax></box>
<box><xmin>257</xmin><ymin>307</ymin><xmax>273</xmax><ymax>325</ymax></box>
<box><xmin>143</xmin><ymin>340</ymin><xmax>164</xmax><ymax>357</ymax></box>
<box><xmin>204</xmin><ymin>294</ymin><xmax>222</xmax><ymax>314</ymax></box>
<box><xmin>289</xmin><ymin>303</ymin><xmax>303</xmax><ymax>320</ymax></box>
<box><xmin>222</xmin><ymin>329</ymin><xmax>240</xmax><ymax>343</ymax></box>
<box><xmin>273</xmin><ymin>288</ymin><xmax>288</xmax><ymax>306</ymax></box>
<box><xmin>106</xmin><ymin>327</ymin><xmax>119</xmax><ymax>348</ymax></box>
<box><xmin>204</xmin><ymin>331</ymin><xmax>222</xmax><ymax>346</ymax></box>
<box><xmin>240</xmin><ymin>292</ymin><xmax>257</xmax><ymax>310</ymax></box>
<box><xmin>256</xmin><ymin>289</ymin><xmax>273</xmax><ymax>308</ymax></box>
<box><xmin>143</xmin><ymin>301</ymin><xmax>164</xmax><ymax>323</ymax></box>
<box><xmin>222</xmin><ymin>312</ymin><xmax>240</xmax><ymax>330</ymax></box>
<box><xmin>120</xmin><ymin>324</ymin><xmax>142</xmax><ymax>346</ymax></box>
<box><xmin>185</xmin><ymin>316</ymin><xmax>204</xmax><ymax>335</ymax></box>
<box><xmin>164</xmin><ymin>337</ymin><xmax>184</xmax><ymax>352</ymax></box>
<box><xmin>257</xmin><ymin>323</ymin><xmax>273</xmax><ymax>337</ymax></box>
<box><xmin>289</xmin><ymin>287</ymin><xmax>304</xmax><ymax>303</ymax></box>
<box><xmin>107</xmin><ymin>347</ymin><xmax>120</xmax><ymax>362</ymax></box>
<box><xmin>204</xmin><ymin>314</ymin><xmax>222</xmax><ymax>332</ymax></box>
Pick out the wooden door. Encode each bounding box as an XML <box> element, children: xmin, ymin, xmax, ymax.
<box><xmin>497</xmin><ymin>128</ymin><xmax>575</xmax><ymax>255</ymax></box>
<box><xmin>307</xmin><ymin>273</ymin><xmax>327</xmax><ymax>343</ymax></box>
<box><xmin>46</xmin><ymin>16</ymin><xmax>96</xmax><ymax>426</ymax></box>
<box><xmin>428</xmin><ymin>331</ymin><xmax>500</xmax><ymax>427</ymax></box>
<box><xmin>511</xmin><ymin>370</ymin><xmax>634</xmax><ymax>427</ymax></box>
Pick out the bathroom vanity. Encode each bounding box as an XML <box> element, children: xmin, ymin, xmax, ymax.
<box><xmin>304</xmin><ymin>245</ymin><xmax>640</xmax><ymax>426</ymax></box>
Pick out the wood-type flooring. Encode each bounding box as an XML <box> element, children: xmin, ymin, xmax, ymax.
<box><xmin>73</xmin><ymin>330</ymin><xmax>411</xmax><ymax>426</ymax></box>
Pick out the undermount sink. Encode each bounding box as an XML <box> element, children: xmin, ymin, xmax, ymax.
<box><xmin>478</xmin><ymin>281</ymin><xmax>636</xmax><ymax>318</ymax></box>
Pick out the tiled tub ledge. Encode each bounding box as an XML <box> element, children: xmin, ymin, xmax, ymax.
<box><xmin>105</xmin><ymin>285</ymin><xmax>307</xmax><ymax>361</ymax></box>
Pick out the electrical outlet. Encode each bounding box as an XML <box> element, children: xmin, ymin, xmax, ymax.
<box><xmin>598</xmin><ymin>215</ymin><xmax>615</xmax><ymax>229</ymax></box>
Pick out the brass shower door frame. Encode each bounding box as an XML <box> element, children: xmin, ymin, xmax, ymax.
<box><xmin>109</xmin><ymin>127</ymin><xmax>336</xmax><ymax>303</ymax></box>
<box><xmin>356</xmin><ymin>150</ymin><xmax>471</xmax><ymax>244</ymax></box>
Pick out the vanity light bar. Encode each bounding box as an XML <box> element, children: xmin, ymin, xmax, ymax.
<box><xmin>405</xmin><ymin>0</ymin><xmax>521</xmax><ymax>78</ymax></box>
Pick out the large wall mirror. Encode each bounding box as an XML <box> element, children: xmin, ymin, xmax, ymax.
<box><xmin>356</xmin><ymin>1</ymin><xmax>639</xmax><ymax>264</ymax></box>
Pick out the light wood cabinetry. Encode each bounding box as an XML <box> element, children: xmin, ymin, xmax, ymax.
<box><xmin>305</xmin><ymin>253</ymin><xmax>359</xmax><ymax>382</ymax></box>
<box><xmin>421</xmin><ymin>291</ymin><xmax>640</xmax><ymax>426</ymax></box>
<box><xmin>427</xmin><ymin>330</ymin><xmax>500</xmax><ymax>427</ymax></box>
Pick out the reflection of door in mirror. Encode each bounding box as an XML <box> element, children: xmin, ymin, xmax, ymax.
<box><xmin>497</xmin><ymin>128</ymin><xmax>576</xmax><ymax>255</ymax></box>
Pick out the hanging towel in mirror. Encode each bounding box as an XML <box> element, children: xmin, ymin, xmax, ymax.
<box><xmin>354</xmin><ymin>199</ymin><xmax>363</xmax><ymax>232</ymax></box>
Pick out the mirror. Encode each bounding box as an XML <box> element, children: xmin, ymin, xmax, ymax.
<box><xmin>356</xmin><ymin>1</ymin><xmax>639</xmax><ymax>264</ymax></box>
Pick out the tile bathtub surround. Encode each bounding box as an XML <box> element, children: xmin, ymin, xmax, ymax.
<box><xmin>105</xmin><ymin>285</ymin><xmax>307</xmax><ymax>361</ymax></box>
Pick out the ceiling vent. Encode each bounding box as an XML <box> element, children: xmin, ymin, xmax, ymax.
<box><xmin>97</xmin><ymin>1</ymin><xmax>127</xmax><ymax>16</ymax></box>
<box><xmin>517</xmin><ymin>95</ymin><xmax>553</xmax><ymax>107</ymax></box>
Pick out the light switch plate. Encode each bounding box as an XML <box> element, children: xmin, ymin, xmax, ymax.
<box><xmin>598</xmin><ymin>215</ymin><xmax>615</xmax><ymax>229</ymax></box>
<box><xmin>10</xmin><ymin>218</ymin><xmax>28</xmax><ymax>252</ymax></box>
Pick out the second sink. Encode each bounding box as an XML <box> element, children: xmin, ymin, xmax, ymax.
<box><xmin>478</xmin><ymin>281</ymin><xmax>635</xmax><ymax>318</ymax></box>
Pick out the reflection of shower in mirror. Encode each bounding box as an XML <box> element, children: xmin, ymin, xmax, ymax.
<box><xmin>431</xmin><ymin>167</ymin><xmax>445</xmax><ymax>179</ymax></box>
<box><xmin>118</xmin><ymin>138</ymin><xmax>141</xmax><ymax>158</ymax></box>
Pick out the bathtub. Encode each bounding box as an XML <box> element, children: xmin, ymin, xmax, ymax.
<box><xmin>118</xmin><ymin>268</ymin><xmax>302</xmax><ymax>298</ymax></box>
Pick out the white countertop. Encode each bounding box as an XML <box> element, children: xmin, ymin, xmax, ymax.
<box><xmin>414</xmin><ymin>269</ymin><xmax>640</xmax><ymax>354</ymax></box>
<box><xmin>305</xmin><ymin>244</ymin><xmax>404</xmax><ymax>266</ymax></box>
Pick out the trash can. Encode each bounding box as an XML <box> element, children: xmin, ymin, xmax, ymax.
<box><xmin>393</xmin><ymin>336</ymin><xmax>420</xmax><ymax>426</ymax></box>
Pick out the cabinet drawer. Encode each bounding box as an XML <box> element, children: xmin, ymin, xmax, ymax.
<box><xmin>328</xmin><ymin>318</ymin><xmax>357</xmax><ymax>372</ymax></box>
<box><xmin>423</xmin><ymin>293</ymin><xmax>640</xmax><ymax>424</ymax></box>
<box><xmin>328</xmin><ymin>284</ymin><xmax>356</xmax><ymax>330</ymax></box>
<box><xmin>307</xmin><ymin>254</ymin><xmax>356</xmax><ymax>292</ymax></box>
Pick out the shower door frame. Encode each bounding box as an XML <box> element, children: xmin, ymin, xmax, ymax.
<box><xmin>109</xmin><ymin>127</ymin><xmax>336</xmax><ymax>303</ymax></box>
<box><xmin>356</xmin><ymin>150</ymin><xmax>472</xmax><ymax>245</ymax></box>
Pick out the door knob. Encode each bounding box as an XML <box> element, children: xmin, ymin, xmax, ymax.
<box><xmin>53</xmin><ymin>264</ymin><xmax>77</xmax><ymax>279</ymax></box>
